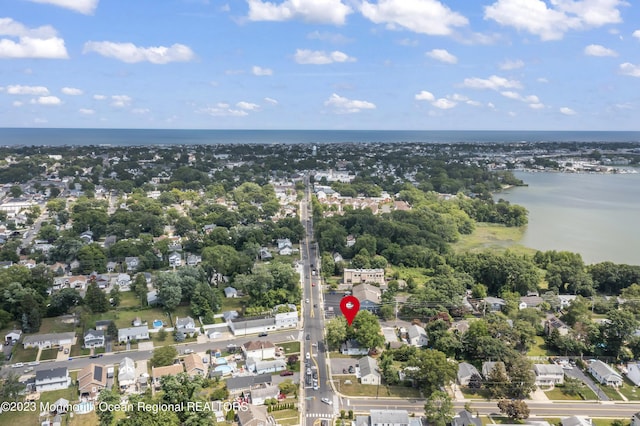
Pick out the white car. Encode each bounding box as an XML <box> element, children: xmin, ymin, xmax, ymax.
<box><xmin>305</xmin><ymin>298</ymin><xmax>309</xmax><ymax>304</ymax></box>
<box><xmin>184</xmin><ymin>349</ymin><xmax>194</xmax><ymax>354</ymax></box>
<box><xmin>12</xmin><ymin>362</ymin><xmax>24</xmax><ymax>368</ymax></box>
<box><xmin>306</xmin><ymin>352</ymin><xmax>310</xmax><ymax>360</ymax></box>
<box><xmin>321</xmin><ymin>398</ymin><xmax>332</xmax><ymax>405</ymax></box>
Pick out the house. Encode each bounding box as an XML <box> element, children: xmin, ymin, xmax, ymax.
<box><xmin>457</xmin><ymin>362</ymin><xmax>480</xmax><ymax>386</ymax></box>
<box><xmin>481</xmin><ymin>361</ymin><xmax>505</xmax><ymax>380</ymax></box>
<box><xmin>228</xmin><ymin>316</ymin><xmax>276</xmax><ymax>336</ymax></box>
<box><xmin>95</xmin><ymin>320</ymin><xmax>112</xmax><ymax>331</ymax></box>
<box><xmin>35</xmin><ymin>367</ymin><xmax>71</xmax><ymax>392</ymax></box>
<box><xmin>176</xmin><ymin>316</ymin><xmax>198</xmax><ymax>336</ymax></box>
<box><xmin>117</xmin><ymin>273</ymin><xmax>131</xmax><ymax>288</ymax></box>
<box><xmin>118</xmin><ymin>357</ymin><xmax>136</xmax><ymax>391</ymax></box>
<box><xmin>333</xmin><ymin>252</ymin><xmax>344</xmax><ymax>263</ymax></box>
<box><xmin>51</xmin><ymin>398</ymin><xmax>70</xmax><ymax>414</ymax></box>
<box><xmin>168</xmin><ymin>252</ymin><xmax>182</xmax><ymax>267</ymax></box>
<box><xmin>242</xmin><ymin>340</ymin><xmax>276</xmax><ymax>361</ymax></box>
<box><xmin>562</xmin><ymin>416</ymin><xmax>592</xmax><ymax>426</ymax></box>
<box><xmin>519</xmin><ymin>295</ymin><xmax>544</xmax><ymax>309</ymax></box>
<box><xmin>23</xmin><ymin>332</ymin><xmax>75</xmax><ymax>349</ymax></box>
<box><xmin>5</xmin><ymin>330</ymin><xmax>22</xmax><ymax>344</ymax></box>
<box><xmin>184</xmin><ymin>353</ymin><xmax>206</xmax><ymax>377</ymax></box>
<box><xmin>533</xmin><ymin>364</ymin><xmax>565</xmax><ymax>385</ymax></box>
<box><xmin>118</xmin><ymin>326</ymin><xmax>150</xmax><ymax>343</ymax></box>
<box><xmin>226</xmin><ymin>374</ymin><xmax>272</xmax><ymax>396</ymax></box>
<box><xmin>452</xmin><ymin>410</ymin><xmax>482</xmax><ymax>426</ymax></box>
<box><xmin>186</xmin><ymin>254</ymin><xmax>202</xmax><ymax>266</ymax></box>
<box><xmin>79</xmin><ymin>231</ymin><xmax>93</xmax><ymax>244</ymax></box>
<box><xmin>369</xmin><ymin>410</ymin><xmax>410</xmax><ymax>426</ymax></box>
<box><xmin>258</xmin><ymin>247</ymin><xmax>272</xmax><ymax>261</ymax></box>
<box><xmin>407</xmin><ymin>324</ymin><xmax>428</xmax><ymax>347</ymax></box>
<box><xmin>545</xmin><ymin>315</ymin><xmax>571</xmax><ymax>336</ymax></box>
<box><xmin>247</xmin><ymin>383</ymin><xmax>280</xmax><ymax>405</ymax></box>
<box><xmin>147</xmin><ymin>290</ymin><xmax>158</xmax><ymax>306</ymax></box>
<box><xmin>104</xmin><ymin>235</ymin><xmax>117</xmax><ymax>248</ymax></box>
<box><xmin>78</xmin><ymin>364</ymin><xmax>107</xmax><ymax>399</ymax></box>
<box><xmin>224</xmin><ymin>286</ymin><xmax>238</xmax><ymax>298</ymax></box>
<box><xmin>346</xmin><ymin>235</ymin><xmax>357</xmax><ymax>247</ymax></box>
<box><xmin>484</xmin><ymin>297</ymin><xmax>506</xmax><ymax>312</ymax></box>
<box><xmin>588</xmin><ymin>360</ymin><xmax>623</xmax><ymax>387</ymax></box>
<box><xmin>274</xmin><ymin>307</ymin><xmax>298</xmax><ymax>329</ymax></box>
<box><xmin>151</xmin><ymin>364</ymin><xmax>184</xmax><ymax>387</ymax></box>
<box><xmin>558</xmin><ymin>295</ymin><xmax>577</xmax><ymax>309</ymax></box>
<box><xmin>278</xmin><ymin>246</ymin><xmax>293</xmax><ymax>256</ymax></box>
<box><xmin>276</xmin><ymin>238</ymin><xmax>292</xmax><ymax>250</ymax></box>
<box><xmin>83</xmin><ymin>329</ymin><xmax>105</xmax><ymax>349</ymax></box>
<box><xmin>341</xmin><ymin>339</ymin><xmax>369</xmax><ymax>356</ymax></box>
<box><xmin>246</xmin><ymin>358</ymin><xmax>287</xmax><ymax>375</ymax></box>
<box><xmin>631</xmin><ymin>412</ymin><xmax>640</xmax><ymax>426</ymax></box>
<box><xmin>237</xmin><ymin>404</ymin><xmax>276</xmax><ymax>426</ymax></box>
<box><xmin>124</xmin><ymin>256</ymin><xmax>139</xmax><ymax>271</ymax></box>
<box><xmin>358</xmin><ymin>356</ymin><xmax>381</xmax><ymax>385</ymax></box>
<box><xmin>627</xmin><ymin>363</ymin><xmax>640</xmax><ymax>386</ymax></box>
<box><xmin>351</xmin><ymin>283</ymin><xmax>382</xmax><ymax>312</ymax></box>
<box><xmin>344</xmin><ymin>268</ymin><xmax>385</xmax><ymax>285</ymax></box>
<box><xmin>106</xmin><ymin>261</ymin><xmax>117</xmax><ymax>273</ymax></box>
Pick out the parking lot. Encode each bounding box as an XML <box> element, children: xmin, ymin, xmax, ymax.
<box><xmin>323</xmin><ymin>292</ymin><xmax>347</xmax><ymax>319</ymax></box>
<box><xmin>329</xmin><ymin>358</ymin><xmax>357</xmax><ymax>375</ymax></box>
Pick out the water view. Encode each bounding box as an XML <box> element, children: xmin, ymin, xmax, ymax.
<box><xmin>497</xmin><ymin>171</ymin><xmax>640</xmax><ymax>265</ymax></box>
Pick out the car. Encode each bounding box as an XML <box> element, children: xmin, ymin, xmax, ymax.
<box><xmin>258</xmin><ymin>332</ymin><xmax>268</xmax><ymax>337</ymax></box>
<box><xmin>306</xmin><ymin>334</ymin><xmax>310</xmax><ymax>340</ymax></box>
<box><xmin>184</xmin><ymin>349</ymin><xmax>194</xmax><ymax>354</ymax></box>
<box><xmin>12</xmin><ymin>362</ymin><xmax>24</xmax><ymax>368</ymax></box>
<box><xmin>321</xmin><ymin>398</ymin><xmax>333</xmax><ymax>405</ymax></box>
<box><xmin>312</xmin><ymin>282</ymin><xmax>316</xmax><ymax>287</ymax></box>
<box><xmin>63</xmin><ymin>348</ymin><xmax>69</xmax><ymax>354</ymax></box>
<box><xmin>90</xmin><ymin>354</ymin><xmax>103</xmax><ymax>359</ymax></box>
<box><xmin>313</xmin><ymin>304</ymin><xmax>317</xmax><ymax>308</ymax></box>
<box><xmin>312</xmin><ymin>371</ymin><xmax>318</xmax><ymax>379</ymax></box>
<box><xmin>280</xmin><ymin>370</ymin><xmax>294</xmax><ymax>376</ymax></box>
<box><xmin>306</xmin><ymin>352</ymin><xmax>310</xmax><ymax>360</ymax></box>
<box><xmin>58</xmin><ymin>346</ymin><xmax>63</xmax><ymax>352</ymax></box>
<box><xmin>348</xmin><ymin>365</ymin><xmax>355</xmax><ymax>374</ymax></box>
<box><xmin>305</xmin><ymin>298</ymin><xmax>309</xmax><ymax>304</ymax></box>
<box><xmin>305</xmin><ymin>275</ymin><xmax>309</xmax><ymax>279</ymax></box>
<box><xmin>24</xmin><ymin>367</ymin><xmax>34</xmax><ymax>373</ymax></box>
<box><xmin>27</xmin><ymin>361</ymin><xmax>39</xmax><ymax>366</ymax></box>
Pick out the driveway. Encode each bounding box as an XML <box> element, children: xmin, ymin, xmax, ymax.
<box><xmin>329</xmin><ymin>358</ymin><xmax>357</xmax><ymax>375</ymax></box>
<box><xmin>564</xmin><ymin>366</ymin><xmax>609</xmax><ymax>401</ymax></box>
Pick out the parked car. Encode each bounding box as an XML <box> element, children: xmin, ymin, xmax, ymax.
<box><xmin>321</xmin><ymin>398</ymin><xmax>333</xmax><ymax>405</ymax></box>
<box><xmin>63</xmin><ymin>348</ymin><xmax>69</xmax><ymax>354</ymax></box>
<box><xmin>306</xmin><ymin>352</ymin><xmax>310</xmax><ymax>360</ymax></box>
<box><xmin>184</xmin><ymin>349</ymin><xmax>194</xmax><ymax>354</ymax></box>
<box><xmin>348</xmin><ymin>365</ymin><xmax>355</xmax><ymax>374</ymax></box>
<box><xmin>24</xmin><ymin>367</ymin><xmax>34</xmax><ymax>373</ymax></box>
<box><xmin>306</xmin><ymin>334</ymin><xmax>310</xmax><ymax>340</ymax></box>
<box><xmin>312</xmin><ymin>371</ymin><xmax>318</xmax><ymax>380</ymax></box>
<box><xmin>90</xmin><ymin>354</ymin><xmax>103</xmax><ymax>359</ymax></box>
<box><xmin>280</xmin><ymin>370</ymin><xmax>294</xmax><ymax>376</ymax></box>
<box><xmin>258</xmin><ymin>332</ymin><xmax>268</xmax><ymax>337</ymax></box>
<box><xmin>12</xmin><ymin>362</ymin><xmax>24</xmax><ymax>368</ymax></box>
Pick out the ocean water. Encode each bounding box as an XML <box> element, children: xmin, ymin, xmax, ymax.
<box><xmin>1</xmin><ymin>128</ymin><xmax>640</xmax><ymax>146</ymax></box>
<box><xmin>497</xmin><ymin>171</ymin><xmax>640</xmax><ymax>265</ymax></box>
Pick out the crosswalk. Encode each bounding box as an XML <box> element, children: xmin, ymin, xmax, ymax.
<box><xmin>305</xmin><ymin>413</ymin><xmax>333</xmax><ymax>418</ymax></box>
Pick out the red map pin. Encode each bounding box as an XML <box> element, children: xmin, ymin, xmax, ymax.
<box><xmin>340</xmin><ymin>295</ymin><xmax>360</xmax><ymax>326</ymax></box>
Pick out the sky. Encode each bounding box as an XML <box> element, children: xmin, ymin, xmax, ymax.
<box><xmin>1</xmin><ymin>0</ymin><xmax>640</xmax><ymax>131</ymax></box>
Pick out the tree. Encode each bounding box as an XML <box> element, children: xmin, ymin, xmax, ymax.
<box><xmin>467</xmin><ymin>373</ymin><xmax>483</xmax><ymax>391</ymax></box>
<box><xmin>96</xmin><ymin>388</ymin><xmax>120</xmax><ymax>426</ymax></box>
<box><xmin>190</xmin><ymin>281</ymin><xmax>221</xmax><ymax>323</ymax></box>
<box><xmin>47</xmin><ymin>288</ymin><xmax>81</xmax><ymax>316</ymax></box>
<box><xmin>109</xmin><ymin>286</ymin><xmax>121</xmax><ymax>307</ymax></box>
<box><xmin>351</xmin><ymin>310</ymin><xmax>384</xmax><ymax>350</ymax></box>
<box><xmin>157</xmin><ymin>327</ymin><xmax>168</xmax><ymax>341</ymax></box>
<box><xmin>156</xmin><ymin>272</ymin><xmax>183</xmax><ymax>312</ymax></box>
<box><xmin>405</xmin><ymin>349</ymin><xmax>457</xmax><ymax>395</ymax></box>
<box><xmin>326</xmin><ymin>317</ymin><xmax>348</xmax><ymax>351</ymax></box>
<box><xmin>0</xmin><ymin>373</ymin><xmax>23</xmax><ymax>402</ymax></box>
<box><xmin>150</xmin><ymin>345</ymin><xmax>178</xmax><ymax>367</ymax></box>
<box><xmin>279</xmin><ymin>379</ymin><xmax>297</xmax><ymax>395</ymax></box>
<box><xmin>497</xmin><ymin>399</ymin><xmax>530</xmax><ymax>420</ymax></box>
<box><xmin>486</xmin><ymin>362</ymin><xmax>509</xmax><ymax>399</ymax></box>
<box><xmin>77</xmin><ymin>243</ymin><xmax>107</xmax><ymax>273</ymax></box>
<box><xmin>9</xmin><ymin>185</ymin><xmax>22</xmax><ymax>198</ymax></box>
<box><xmin>601</xmin><ymin>309</ymin><xmax>638</xmax><ymax>358</ymax></box>
<box><xmin>107</xmin><ymin>321</ymin><xmax>118</xmax><ymax>341</ymax></box>
<box><xmin>85</xmin><ymin>281</ymin><xmax>109</xmax><ymax>314</ymax></box>
<box><xmin>423</xmin><ymin>390</ymin><xmax>454</xmax><ymax>426</ymax></box>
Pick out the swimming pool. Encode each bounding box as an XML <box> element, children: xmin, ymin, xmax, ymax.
<box><xmin>74</xmin><ymin>401</ymin><xmax>94</xmax><ymax>414</ymax></box>
<box><xmin>153</xmin><ymin>320</ymin><xmax>163</xmax><ymax>328</ymax></box>
<box><xmin>214</xmin><ymin>365</ymin><xmax>232</xmax><ymax>375</ymax></box>
<box><xmin>215</xmin><ymin>357</ymin><xmax>228</xmax><ymax>365</ymax></box>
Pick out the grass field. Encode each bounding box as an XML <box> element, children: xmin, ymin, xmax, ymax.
<box><xmin>615</xmin><ymin>378</ymin><xmax>640</xmax><ymax>401</ymax></box>
<box><xmin>528</xmin><ymin>336</ymin><xmax>557</xmax><ymax>357</ymax></box>
<box><xmin>39</xmin><ymin>348</ymin><xmax>59</xmax><ymax>361</ymax></box>
<box><xmin>337</xmin><ymin>378</ymin><xmax>421</xmax><ymax>398</ymax></box>
<box><xmin>11</xmin><ymin>346</ymin><xmax>38</xmax><ymax>363</ymax></box>
<box><xmin>386</xmin><ymin>266</ymin><xmax>431</xmax><ymax>286</ymax></box>
<box><xmin>544</xmin><ymin>386</ymin><xmax>598</xmax><ymax>401</ymax></box>
<box><xmin>453</xmin><ymin>223</ymin><xmax>535</xmax><ymax>255</ymax></box>
<box><xmin>278</xmin><ymin>341</ymin><xmax>301</xmax><ymax>354</ymax></box>
<box><xmin>220</xmin><ymin>296</ymin><xmax>248</xmax><ymax>312</ymax></box>
<box><xmin>38</xmin><ymin>316</ymin><xmax>75</xmax><ymax>334</ymax></box>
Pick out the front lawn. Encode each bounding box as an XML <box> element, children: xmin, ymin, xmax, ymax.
<box><xmin>544</xmin><ymin>387</ymin><xmax>597</xmax><ymax>401</ymax></box>
<box><xmin>337</xmin><ymin>378</ymin><xmax>421</xmax><ymax>398</ymax></box>
<box><xmin>278</xmin><ymin>341</ymin><xmax>301</xmax><ymax>354</ymax></box>
<box><xmin>460</xmin><ymin>387</ymin><xmax>492</xmax><ymax>400</ymax></box>
<box><xmin>39</xmin><ymin>348</ymin><xmax>59</xmax><ymax>361</ymax></box>
<box><xmin>69</xmin><ymin>342</ymin><xmax>90</xmax><ymax>357</ymax></box>
<box><xmin>221</xmin><ymin>296</ymin><xmax>248</xmax><ymax>312</ymax></box>
<box><xmin>528</xmin><ymin>335</ymin><xmax>556</xmax><ymax>357</ymax></box>
<box><xmin>38</xmin><ymin>316</ymin><xmax>75</xmax><ymax>334</ymax></box>
<box><xmin>11</xmin><ymin>346</ymin><xmax>38</xmax><ymax>363</ymax></box>
<box><xmin>617</xmin><ymin>377</ymin><xmax>640</xmax><ymax>401</ymax></box>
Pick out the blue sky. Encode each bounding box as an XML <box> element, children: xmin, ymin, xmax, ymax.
<box><xmin>1</xmin><ymin>0</ymin><xmax>640</xmax><ymax>130</ymax></box>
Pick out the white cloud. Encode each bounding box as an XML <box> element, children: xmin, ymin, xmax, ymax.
<box><xmin>484</xmin><ymin>0</ymin><xmax>624</xmax><ymax>41</ymax></box>
<box><xmin>294</xmin><ymin>49</ymin><xmax>356</xmax><ymax>64</ymax></box>
<box><xmin>633</xmin><ymin>30</ymin><xmax>640</xmax><ymax>40</ymax></box>
<box><xmin>252</xmin><ymin>65</ymin><xmax>273</xmax><ymax>76</ymax></box>
<box><xmin>560</xmin><ymin>106</ymin><xmax>577</xmax><ymax>115</ymax></box>
<box><xmin>432</xmin><ymin>98</ymin><xmax>456</xmax><ymax>109</ymax></box>
<box><xmin>7</xmin><ymin>85</ymin><xmax>49</xmax><ymax>95</ymax></box>
<box><xmin>584</xmin><ymin>44</ymin><xmax>617</xmax><ymax>57</ymax></box>
<box><xmin>620</xmin><ymin>62</ymin><xmax>640</xmax><ymax>77</ymax></box>
<box><xmin>61</xmin><ymin>87</ymin><xmax>83</xmax><ymax>95</ymax></box>
<box><xmin>462</xmin><ymin>75</ymin><xmax>522</xmax><ymax>90</ymax></box>
<box><xmin>0</xmin><ymin>18</ymin><xmax>68</xmax><ymax>59</ymax></box>
<box><xmin>237</xmin><ymin>101</ymin><xmax>260</xmax><ymax>111</ymax></box>
<box><xmin>12</xmin><ymin>101</ymin><xmax>23</xmax><ymax>107</ymax></box>
<box><xmin>198</xmin><ymin>103</ymin><xmax>249</xmax><ymax>117</ymax></box>
<box><xmin>31</xmin><ymin>96</ymin><xmax>61</xmax><ymax>105</ymax></box>
<box><xmin>131</xmin><ymin>108</ymin><xmax>150</xmax><ymax>114</ymax></box>
<box><xmin>264</xmin><ymin>97</ymin><xmax>278</xmax><ymax>105</ymax></box>
<box><xmin>247</xmin><ymin>0</ymin><xmax>352</xmax><ymax>25</ymax></box>
<box><xmin>500</xmin><ymin>90</ymin><xmax>543</xmax><ymax>108</ymax></box>
<box><xmin>111</xmin><ymin>95</ymin><xmax>132</xmax><ymax>107</ymax></box>
<box><xmin>537</xmin><ymin>77</ymin><xmax>549</xmax><ymax>83</ymax></box>
<box><xmin>360</xmin><ymin>0</ymin><xmax>468</xmax><ymax>36</ymax></box>
<box><xmin>529</xmin><ymin>103</ymin><xmax>545</xmax><ymax>109</ymax></box>
<box><xmin>415</xmin><ymin>90</ymin><xmax>435</xmax><ymax>101</ymax></box>
<box><xmin>26</xmin><ymin>0</ymin><xmax>99</xmax><ymax>15</ymax></box>
<box><xmin>324</xmin><ymin>93</ymin><xmax>376</xmax><ymax>113</ymax></box>
<box><xmin>499</xmin><ymin>59</ymin><xmax>524</xmax><ymax>70</ymax></box>
<box><xmin>426</xmin><ymin>48</ymin><xmax>457</xmax><ymax>64</ymax></box>
<box><xmin>83</xmin><ymin>41</ymin><xmax>195</xmax><ymax>64</ymax></box>
<box><xmin>307</xmin><ymin>31</ymin><xmax>351</xmax><ymax>43</ymax></box>
<box><xmin>79</xmin><ymin>108</ymin><xmax>95</xmax><ymax>114</ymax></box>
<box><xmin>0</xmin><ymin>18</ymin><xmax>58</xmax><ymax>38</ymax></box>
<box><xmin>93</xmin><ymin>94</ymin><xmax>106</xmax><ymax>100</ymax></box>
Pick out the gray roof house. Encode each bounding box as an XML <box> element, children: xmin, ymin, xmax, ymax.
<box><xmin>118</xmin><ymin>326</ymin><xmax>150</xmax><ymax>343</ymax></box>
<box><xmin>237</xmin><ymin>404</ymin><xmax>276</xmax><ymax>426</ymax></box>
<box><xmin>352</xmin><ymin>284</ymin><xmax>382</xmax><ymax>312</ymax></box>
<box><xmin>341</xmin><ymin>339</ymin><xmax>369</xmax><ymax>356</ymax></box>
<box><xmin>457</xmin><ymin>362</ymin><xmax>480</xmax><ymax>386</ymax></box>
<box><xmin>83</xmin><ymin>329</ymin><xmax>105</xmax><ymax>349</ymax></box>
<box><xmin>35</xmin><ymin>367</ymin><xmax>71</xmax><ymax>392</ymax></box>
<box><xmin>407</xmin><ymin>324</ymin><xmax>428</xmax><ymax>347</ymax></box>
<box><xmin>5</xmin><ymin>329</ymin><xmax>22</xmax><ymax>344</ymax></box>
<box><xmin>176</xmin><ymin>316</ymin><xmax>197</xmax><ymax>335</ymax></box>
<box><xmin>588</xmin><ymin>360</ymin><xmax>623</xmax><ymax>387</ymax></box>
<box><xmin>224</xmin><ymin>286</ymin><xmax>238</xmax><ymax>298</ymax></box>
<box><xmin>483</xmin><ymin>297</ymin><xmax>506</xmax><ymax>312</ymax></box>
<box><xmin>453</xmin><ymin>410</ymin><xmax>482</xmax><ymax>426</ymax></box>
<box><xmin>533</xmin><ymin>364</ymin><xmax>565</xmax><ymax>385</ymax></box>
<box><xmin>358</xmin><ymin>356</ymin><xmax>381</xmax><ymax>385</ymax></box>
<box><xmin>226</xmin><ymin>374</ymin><xmax>272</xmax><ymax>395</ymax></box>
<box><xmin>118</xmin><ymin>357</ymin><xmax>136</xmax><ymax>390</ymax></box>
<box><xmin>370</xmin><ymin>410</ymin><xmax>410</xmax><ymax>426</ymax></box>
<box><xmin>481</xmin><ymin>361</ymin><xmax>505</xmax><ymax>380</ymax></box>
<box><xmin>23</xmin><ymin>332</ymin><xmax>75</xmax><ymax>349</ymax></box>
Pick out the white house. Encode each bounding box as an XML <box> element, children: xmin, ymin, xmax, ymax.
<box><xmin>175</xmin><ymin>316</ymin><xmax>198</xmax><ymax>336</ymax></box>
<box><xmin>5</xmin><ymin>330</ymin><xmax>22</xmax><ymax>344</ymax></box>
<box><xmin>358</xmin><ymin>356</ymin><xmax>381</xmax><ymax>385</ymax></box>
<box><xmin>23</xmin><ymin>332</ymin><xmax>75</xmax><ymax>349</ymax></box>
<box><xmin>169</xmin><ymin>252</ymin><xmax>182</xmax><ymax>267</ymax></box>
<box><xmin>274</xmin><ymin>306</ymin><xmax>298</xmax><ymax>329</ymax></box>
<box><xmin>407</xmin><ymin>324</ymin><xmax>428</xmax><ymax>347</ymax></box>
<box><xmin>627</xmin><ymin>362</ymin><xmax>640</xmax><ymax>386</ymax></box>
<box><xmin>35</xmin><ymin>367</ymin><xmax>71</xmax><ymax>392</ymax></box>
<box><xmin>118</xmin><ymin>326</ymin><xmax>150</xmax><ymax>343</ymax></box>
<box><xmin>83</xmin><ymin>329</ymin><xmax>105</xmax><ymax>349</ymax></box>
<box><xmin>117</xmin><ymin>273</ymin><xmax>131</xmax><ymax>288</ymax></box>
<box><xmin>228</xmin><ymin>316</ymin><xmax>276</xmax><ymax>336</ymax></box>
<box><xmin>276</xmin><ymin>238</ymin><xmax>292</xmax><ymax>250</ymax></box>
<box><xmin>457</xmin><ymin>363</ymin><xmax>480</xmax><ymax>386</ymax></box>
<box><xmin>589</xmin><ymin>360</ymin><xmax>623</xmax><ymax>387</ymax></box>
<box><xmin>224</xmin><ymin>287</ymin><xmax>238</xmax><ymax>298</ymax></box>
<box><xmin>245</xmin><ymin>358</ymin><xmax>287</xmax><ymax>375</ymax></box>
<box><xmin>533</xmin><ymin>364</ymin><xmax>565</xmax><ymax>386</ymax></box>
<box><xmin>118</xmin><ymin>357</ymin><xmax>136</xmax><ymax>391</ymax></box>
<box><xmin>278</xmin><ymin>246</ymin><xmax>293</xmax><ymax>256</ymax></box>
<box><xmin>242</xmin><ymin>341</ymin><xmax>276</xmax><ymax>361</ymax></box>
<box><xmin>248</xmin><ymin>384</ymin><xmax>280</xmax><ymax>405</ymax></box>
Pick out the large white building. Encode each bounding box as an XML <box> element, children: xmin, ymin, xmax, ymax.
<box><xmin>35</xmin><ymin>367</ymin><xmax>71</xmax><ymax>392</ymax></box>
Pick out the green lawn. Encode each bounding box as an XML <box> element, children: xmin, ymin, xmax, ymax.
<box><xmin>38</xmin><ymin>316</ymin><xmax>76</xmax><ymax>334</ymax></box>
<box><xmin>69</xmin><ymin>341</ymin><xmax>90</xmax><ymax>357</ymax></box>
<box><xmin>592</xmin><ymin>420</ymin><xmax>630</xmax><ymax>426</ymax></box>
<box><xmin>39</xmin><ymin>348</ymin><xmax>59</xmax><ymax>361</ymax></box>
<box><xmin>597</xmin><ymin>384</ymin><xmax>624</xmax><ymax>401</ymax></box>
<box><xmin>338</xmin><ymin>378</ymin><xmax>421</xmax><ymax>398</ymax></box>
<box><xmin>545</xmin><ymin>386</ymin><xmax>598</xmax><ymax>401</ymax></box>
<box><xmin>528</xmin><ymin>335</ymin><xmax>557</xmax><ymax>357</ymax></box>
<box><xmin>452</xmin><ymin>223</ymin><xmax>535</xmax><ymax>256</ymax></box>
<box><xmin>89</xmin><ymin>303</ymin><xmax>193</xmax><ymax>330</ymax></box>
<box><xmin>460</xmin><ymin>387</ymin><xmax>492</xmax><ymax>400</ymax></box>
<box><xmin>615</xmin><ymin>378</ymin><xmax>640</xmax><ymax>401</ymax></box>
<box><xmin>386</xmin><ymin>266</ymin><xmax>431</xmax><ymax>287</ymax></box>
<box><xmin>11</xmin><ymin>346</ymin><xmax>38</xmax><ymax>363</ymax></box>
<box><xmin>1</xmin><ymin>384</ymin><xmax>79</xmax><ymax>425</ymax></box>
<box><xmin>117</xmin><ymin>290</ymin><xmax>142</xmax><ymax>308</ymax></box>
<box><xmin>278</xmin><ymin>341</ymin><xmax>301</xmax><ymax>354</ymax></box>
<box><xmin>221</xmin><ymin>296</ymin><xmax>248</xmax><ymax>312</ymax></box>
